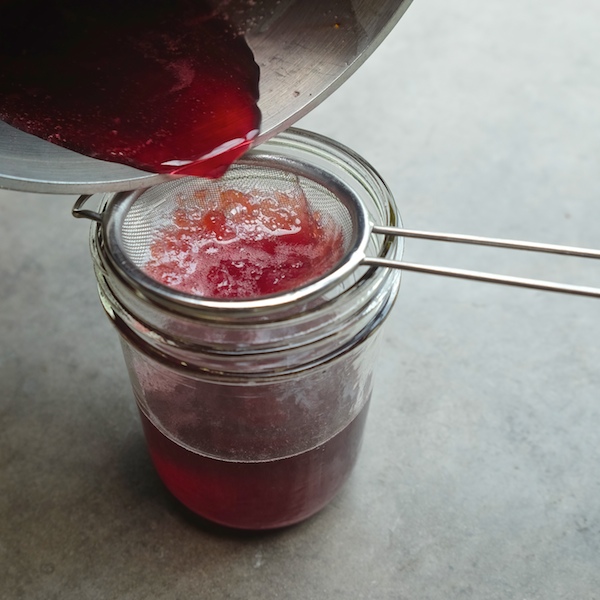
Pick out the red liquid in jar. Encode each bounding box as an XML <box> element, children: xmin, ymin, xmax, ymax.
<box><xmin>140</xmin><ymin>402</ymin><xmax>370</xmax><ymax>530</ymax></box>
<box><xmin>135</xmin><ymin>186</ymin><xmax>361</xmax><ymax>529</ymax></box>
<box><xmin>144</xmin><ymin>186</ymin><xmax>345</xmax><ymax>298</ymax></box>
<box><xmin>0</xmin><ymin>0</ymin><xmax>261</xmax><ymax>177</ymax></box>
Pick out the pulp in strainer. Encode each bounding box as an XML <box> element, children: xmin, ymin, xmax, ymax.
<box><xmin>142</xmin><ymin>180</ymin><xmax>345</xmax><ymax>298</ymax></box>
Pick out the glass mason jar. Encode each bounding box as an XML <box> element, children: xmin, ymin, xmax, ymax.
<box><xmin>87</xmin><ymin>128</ymin><xmax>403</xmax><ymax>529</ymax></box>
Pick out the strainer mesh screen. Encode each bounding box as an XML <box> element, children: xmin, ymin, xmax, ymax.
<box><xmin>118</xmin><ymin>163</ymin><xmax>357</xmax><ymax>298</ymax></box>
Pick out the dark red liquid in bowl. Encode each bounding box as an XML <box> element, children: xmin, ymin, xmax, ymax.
<box><xmin>0</xmin><ymin>0</ymin><xmax>261</xmax><ymax>177</ymax></box>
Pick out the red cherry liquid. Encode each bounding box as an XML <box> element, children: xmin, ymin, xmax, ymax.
<box><xmin>144</xmin><ymin>185</ymin><xmax>345</xmax><ymax>298</ymax></box>
<box><xmin>0</xmin><ymin>0</ymin><xmax>261</xmax><ymax>177</ymax></box>
<box><xmin>140</xmin><ymin>403</ymin><xmax>370</xmax><ymax>530</ymax></box>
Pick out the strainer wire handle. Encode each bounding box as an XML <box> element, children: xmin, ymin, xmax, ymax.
<box><xmin>72</xmin><ymin>194</ymin><xmax>102</xmax><ymax>222</ymax></box>
<box><xmin>366</xmin><ymin>226</ymin><xmax>600</xmax><ymax>298</ymax></box>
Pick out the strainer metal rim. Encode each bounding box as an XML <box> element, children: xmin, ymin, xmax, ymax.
<box><xmin>100</xmin><ymin>150</ymin><xmax>373</xmax><ymax>312</ymax></box>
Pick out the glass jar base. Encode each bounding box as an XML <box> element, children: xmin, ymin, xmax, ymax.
<box><xmin>139</xmin><ymin>403</ymin><xmax>370</xmax><ymax>530</ymax></box>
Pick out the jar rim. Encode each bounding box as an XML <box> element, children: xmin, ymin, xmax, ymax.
<box><xmin>93</xmin><ymin>127</ymin><xmax>403</xmax><ymax>320</ymax></box>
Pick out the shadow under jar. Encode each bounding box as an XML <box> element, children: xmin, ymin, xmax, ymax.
<box><xmin>87</xmin><ymin>129</ymin><xmax>402</xmax><ymax>529</ymax></box>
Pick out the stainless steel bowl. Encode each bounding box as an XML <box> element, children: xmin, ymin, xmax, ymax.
<box><xmin>0</xmin><ymin>0</ymin><xmax>413</xmax><ymax>194</ymax></box>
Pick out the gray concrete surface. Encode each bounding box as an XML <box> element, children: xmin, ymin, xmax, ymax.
<box><xmin>2</xmin><ymin>0</ymin><xmax>600</xmax><ymax>598</ymax></box>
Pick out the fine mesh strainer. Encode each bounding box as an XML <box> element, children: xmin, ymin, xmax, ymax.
<box><xmin>73</xmin><ymin>130</ymin><xmax>600</xmax><ymax>311</ymax></box>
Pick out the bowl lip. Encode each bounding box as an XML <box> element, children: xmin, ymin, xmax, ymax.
<box><xmin>96</xmin><ymin>128</ymin><xmax>402</xmax><ymax>317</ymax></box>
